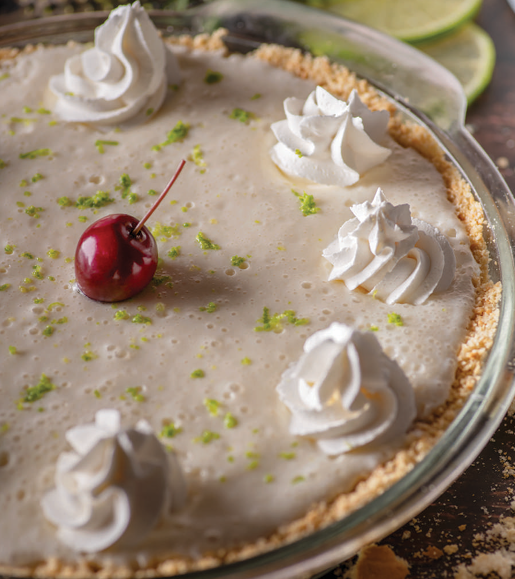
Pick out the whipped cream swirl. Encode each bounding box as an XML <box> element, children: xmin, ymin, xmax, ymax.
<box><xmin>41</xmin><ymin>409</ymin><xmax>186</xmax><ymax>553</ymax></box>
<box><xmin>277</xmin><ymin>323</ymin><xmax>416</xmax><ymax>455</ymax></box>
<box><xmin>323</xmin><ymin>188</ymin><xmax>456</xmax><ymax>305</ymax></box>
<box><xmin>270</xmin><ymin>87</ymin><xmax>391</xmax><ymax>186</ymax></box>
<box><xmin>49</xmin><ymin>2</ymin><xmax>181</xmax><ymax>125</ymax></box>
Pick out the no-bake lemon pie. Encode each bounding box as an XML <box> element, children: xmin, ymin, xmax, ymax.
<box><xmin>0</xmin><ymin>3</ymin><xmax>500</xmax><ymax>576</ymax></box>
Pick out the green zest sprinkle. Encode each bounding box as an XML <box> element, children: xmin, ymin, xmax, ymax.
<box><xmin>255</xmin><ymin>307</ymin><xmax>309</xmax><ymax>332</ymax></box>
<box><xmin>190</xmin><ymin>144</ymin><xmax>206</xmax><ymax>170</ymax></box>
<box><xmin>25</xmin><ymin>206</ymin><xmax>44</xmax><ymax>218</ymax></box>
<box><xmin>93</xmin><ymin>389</ymin><xmax>102</xmax><ymax>398</ymax></box>
<box><xmin>148</xmin><ymin>189</ymin><xmax>158</xmax><ymax>196</ymax></box>
<box><xmin>199</xmin><ymin>302</ymin><xmax>217</xmax><ymax>313</ymax></box>
<box><xmin>78</xmin><ymin>216</ymin><xmax>88</xmax><ymax>223</ymax></box>
<box><xmin>251</xmin><ymin>93</ymin><xmax>262</xmax><ymax>100</ymax></box>
<box><xmin>295</xmin><ymin>148</ymin><xmax>303</xmax><ymax>158</ymax></box>
<box><xmin>292</xmin><ymin>475</ymin><xmax>306</xmax><ymax>484</ymax></box>
<box><xmin>31</xmin><ymin>173</ymin><xmax>43</xmax><ymax>182</ymax></box>
<box><xmin>224</xmin><ymin>412</ymin><xmax>238</xmax><ymax>429</ymax></box>
<box><xmin>132</xmin><ymin>314</ymin><xmax>151</xmax><ymax>324</ymax></box>
<box><xmin>21</xmin><ymin>252</ymin><xmax>34</xmax><ymax>259</ymax></box>
<box><xmin>152</xmin><ymin>120</ymin><xmax>190</xmax><ymax>150</ymax></box>
<box><xmin>81</xmin><ymin>350</ymin><xmax>97</xmax><ymax>361</ymax></box>
<box><xmin>369</xmin><ymin>325</ymin><xmax>379</xmax><ymax>332</ymax></box>
<box><xmin>115</xmin><ymin>173</ymin><xmax>137</xmax><ymax>204</ymax></box>
<box><xmin>95</xmin><ymin>140</ymin><xmax>118</xmax><ymax>154</ymax></box>
<box><xmin>167</xmin><ymin>246</ymin><xmax>181</xmax><ymax>259</ymax></box>
<box><xmin>47</xmin><ymin>249</ymin><xmax>60</xmax><ymax>259</ymax></box>
<box><xmin>196</xmin><ymin>232</ymin><xmax>220</xmax><ymax>250</ymax></box>
<box><xmin>8</xmin><ymin>346</ymin><xmax>17</xmax><ymax>355</ymax></box>
<box><xmin>151</xmin><ymin>222</ymin><xmax>180</xmax><ymax>241</ymax></box>
<box><xmin>20</xmin><ymin>179</ymin><xmax>28</xmax><ymax>187</ymax></box>
<box><xmin>11</xmin><ymin>117</ymin><xmax>37</xmax><ymax>125</ymax></box>
<box><xmin>47</xmin><ymin>302</ymin><xmax>64</xmax><ymax>311</ymax></box>
<box><xmin>292</xmin><ymin>189</ymin><xmax>320</xmax><ymax>216</ymax></box>
<box><xmin>144</xmin><ymin>162</ymin><xmax>152</xmax><ymax>169</ymax></box>
<box><xmin>37</xmin><ymin>108</ymin><xmax>51</xmax><ymax>115</ymax></box>
<box><xmin>33</xmin><ymin>298</ymin><xmax>44</xmax><ymax>304</ymax></box>
<box><xmin>57</xmin><ymin>196</ymin><xmax>72</xmax><ymax>207</ymax></box>
<box><xmin>231</xmin><ymin>255</ymin><xmax>246</xmax><ymax>267</ymax></box>
<box><xmin>204</xmin><ymin>70</ymin><xmax>223</xmax><ymax>84</ymax></box>
<box><xmin>0</xmin><ymin>284</ymin><xmax>11</xmax><ymax>291</ymax></box>
<box><xmin>151</xmin><ymin>275</ymin><xmax>173</xmax><ymax>288</ymax></box>
<box><xmin>0</xmin><ymin>159</ymin><xmax>7</xmax><ymax>169</ymax></box>
<box><xmin>22</xmin><ymin>374</ymin><xmax>55</xmax><ymax>403</ymax></box>
<box><xmin>161</xmin><ymin>422</ymin><xmax>182</xmax><ymax>438</ymax></box>
<box><xmin>4</xmin><ymin>245</ymin><xmax>15</xmax><ymax>254</ymax></box>
<box><xmin>229</xmin><ymin>108</ymin><xmax>254</xmax><ymax>124</ymax></box>
<box><xmin>264</xmin><ymin>474</ymin><xmax>274</xmax><ymax>483</ymax></box>
<box><xmin>146</xmin><ymin>107</ymin><xmax>154</xmax><ymax>116</ymax></box>
<box><xmin>19</xmin><ymin>148</ymin><xmax>52</xmax><ymax>159</ymax></box>
<box><xmin>241</xmin><ymin>357</ymin><xmax>251</xmax><ymax>365</ymax></box>
<box><xmin>126</xmin><ymin>387</ymin><xmax>145</xmax><ymax>402</ymax></box>
<box><xmin>32</xmin><ymin>265</ymin><xmax>44</xmax><ymax>279</ymax></box>
<box><xmin>190</xmin><ymin>369</ymin><xmax>205</xmax><ymax>379</ymax></box>
<box><xmin>279</xmin><ymin>451</ymin><xmax>296</xmax><ymax>460</ymax></box>
<box><xmin>1</xmin><ymin>423</ymin><xmax>10</xmax><ymax>434</ymax></box>
<box><xmin>387</xmin><ymin>312</ymin><xmax>404</xmax><ymax>327</ymax></box>
<box><xmin>0</xmin><ymin>72</ymin><xmax>10</xmax><ymax>81</ymax></box>
<box><xmin>195</xmin><ymin>430</ymin><xmax>220</xmax><ymax>444</ymax></box>
<box><xmin>204</xmin><ymin>398</ymin><xmax>221</xmax><ymax>416</ymax></box>
<box><xmin>76</xmin><ymin>190</ymin><xmax>114</xmax><ymax>209</ymax></box>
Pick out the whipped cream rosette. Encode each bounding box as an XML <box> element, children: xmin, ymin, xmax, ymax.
<box><xmin>270</xmin><ymin>87</ymin><xmax>391</xmax><ymax>186</ymax></box>
<box><xmin>49</xmin><ymin>1</ymin><xmax>181</xmax><ymax>125</ymax></box>
<box><xmin>323</xmin><ymin>188</ymin><xmax>456</xmax><ymax>305</ymax></box>
<box><xmin>277</xmin><ymin>323</ymin><xmax>416</xmax><ymax>455</ymax></box>
<box><xmin>41</xmin><ymin>409</ymin><xmax>186</xmax><ymax>553</ymax></box>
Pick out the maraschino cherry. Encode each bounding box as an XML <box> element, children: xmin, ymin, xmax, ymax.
<box><xmin>75</xmin><ymin>159</ymin><xmax>186</xmax><ymax>302</ymax></box>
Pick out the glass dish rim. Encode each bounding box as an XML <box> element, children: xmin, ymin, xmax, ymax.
<box><xmin>1</xmin><ymin>2</ymin><xmax>515</xmax><ymax>577</ymax></box>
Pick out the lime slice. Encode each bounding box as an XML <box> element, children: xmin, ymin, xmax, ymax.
<box><xmin>418</xmin><ymin>23</ymin><xmax>495</xmax><ymax>104</ymax></box>
<box><xmin>306</xmin><ymin>0</ymin><xmax>482</xmax><ymax>43</ymax></box>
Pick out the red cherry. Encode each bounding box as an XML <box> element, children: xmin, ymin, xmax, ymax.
<box><xmin>75</xmin><ymin>214</ymin><xmax>158</xmax><ymax>302</ymax></box>
<box><xmin>74</xmin><ymin>160</ymin><xmax>186</xmax><ymax>303</ymax></box>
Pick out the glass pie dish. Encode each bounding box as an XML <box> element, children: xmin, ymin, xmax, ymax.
<box><xmin>1</xmin><ymin>1</ymin><xmax>515</xmax><ymax>578</ymax></box>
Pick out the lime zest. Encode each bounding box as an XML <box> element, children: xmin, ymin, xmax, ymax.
<box><xmin>95</xmin><ymin>140</ymin><xmax>118</xmax><ymax>154</ymax></box>
<box><xmin>292</xmin><ymin>189</ymin><xmax>320</xmax><ymax>216</ymax></box>
<box><xmin>204</xmin><ymin>70</ymin><xmax>224</xmax><ymax>84</ymax></box>
<box><xmin>196</xmin><ymin>232</ymin><xmax>220</xmax><ymax>250</ymax></box>
<box><xmin>255</xmin><ymin>307</ymin><xmax>310</xmax><ymax>332</ymax></box>
<box><xmin>22</xmin><ymin>374</ymin><xmax>55</xmax><ymax>403</ymax></box>
<box><xmin>229</xmin><ymin>108</ymin><xmax>255</xmax><ymax>124</ymax></box>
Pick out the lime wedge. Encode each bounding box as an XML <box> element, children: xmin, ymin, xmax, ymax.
<box><xmin>306</xmin><ymin>0</ymin><xmax>482</xmax><ymax>43</ymax></box>
<box><xmin>418</xmin><ymin>23</ymin><xmax>495</xmax><ymax>104</ymax></box>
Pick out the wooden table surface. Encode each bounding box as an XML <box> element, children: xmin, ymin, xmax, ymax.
<box><xmin>1</xmin><ymin>0</ymin><xmax>515</xmax><ymax>577</ymax></box>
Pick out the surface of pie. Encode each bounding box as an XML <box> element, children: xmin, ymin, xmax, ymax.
<box><xmin>0</xmin><ymin>20</ymin><xmax>499</xmax><ymax>577</ymax></box>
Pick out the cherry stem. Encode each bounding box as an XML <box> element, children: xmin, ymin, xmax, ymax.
<box><xmin>132</xmin><ymin>159</ymin><xmax>187</xmax><ymax>237</ymax></box>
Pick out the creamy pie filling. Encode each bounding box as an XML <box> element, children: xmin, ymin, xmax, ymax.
<box><xmin>0</xmin><ymin>38</ymin><xmax>487</xmax><ymax>568</ymax></box>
